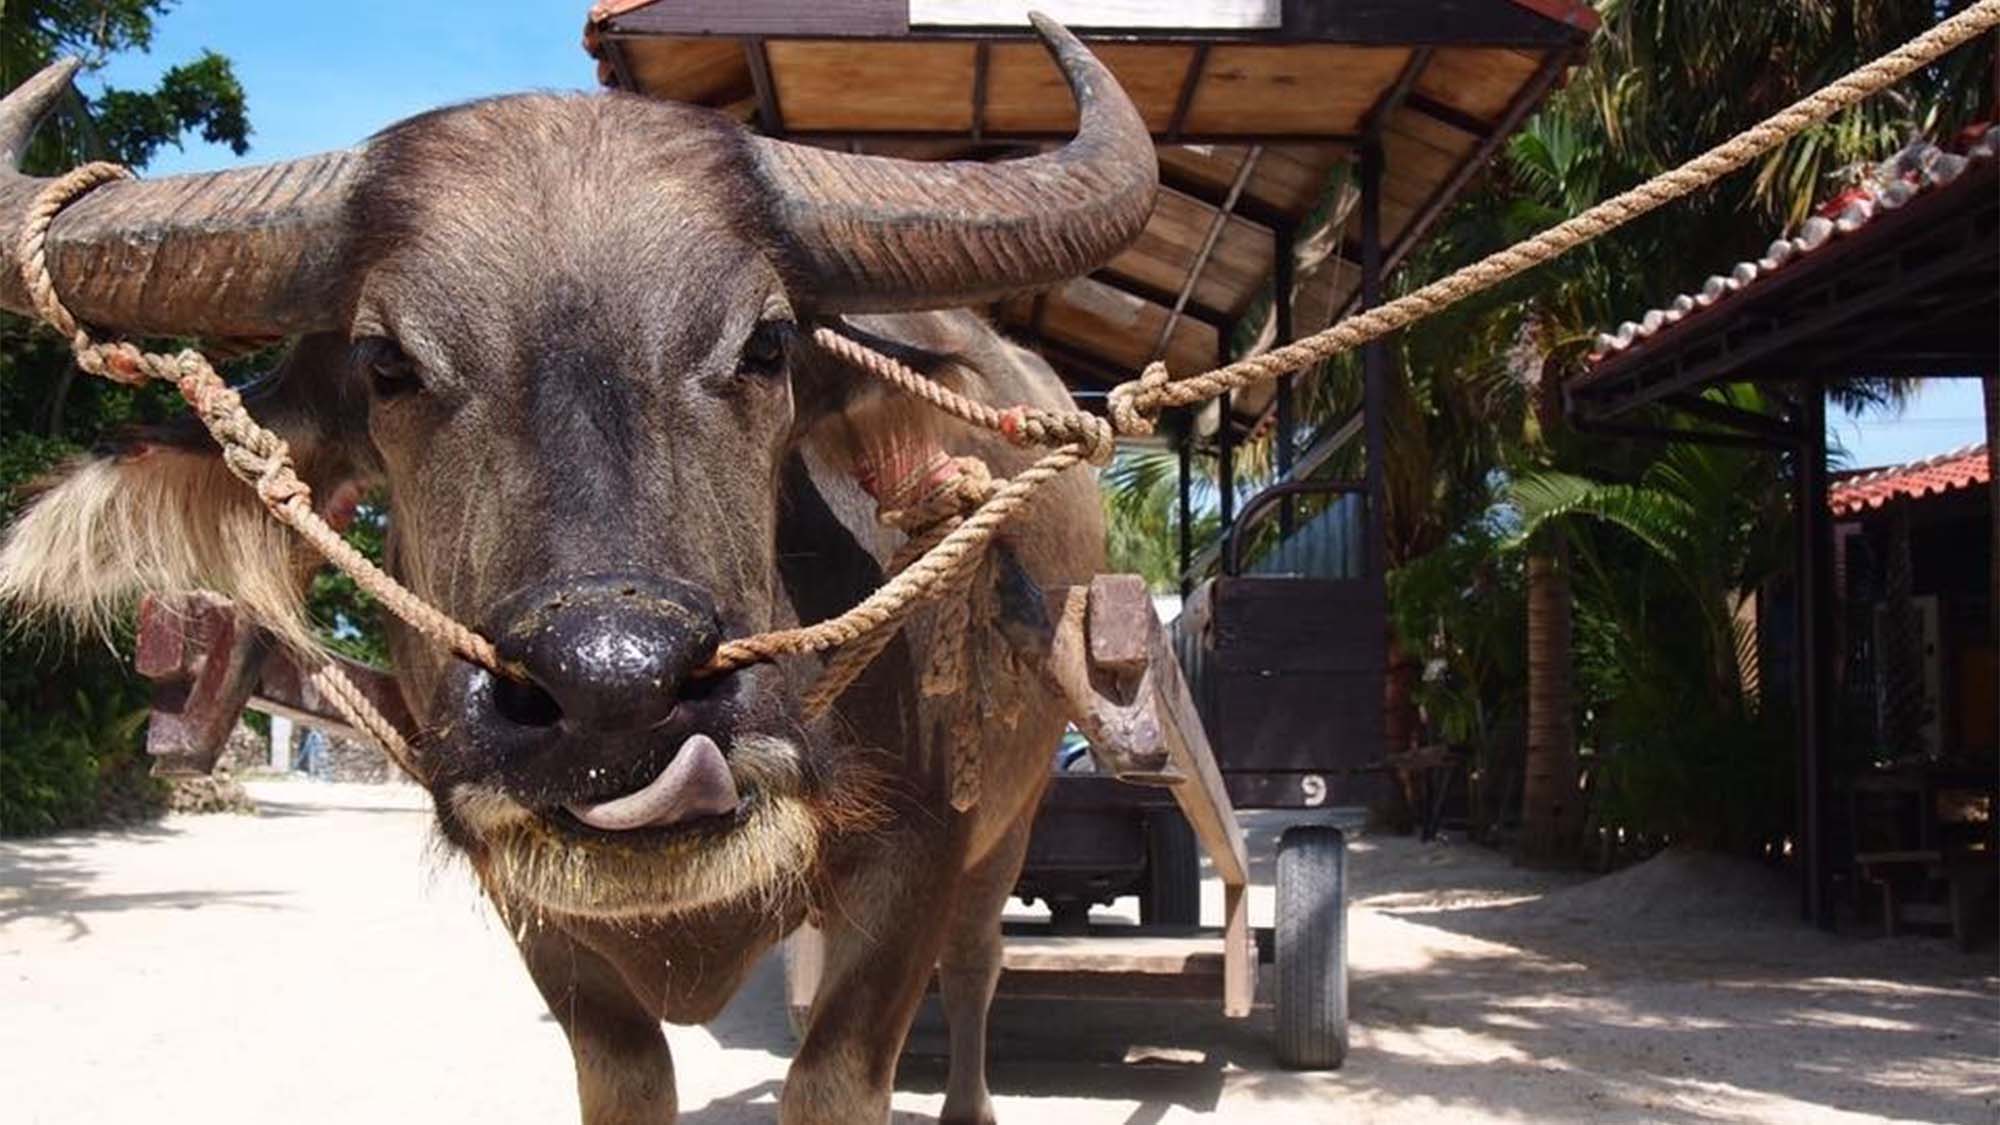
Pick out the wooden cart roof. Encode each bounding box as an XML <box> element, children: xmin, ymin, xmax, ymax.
<box><xmin>585</xmin><ymin>1</ymin><xmax>1593</xmax><ymax>441</ymax></box>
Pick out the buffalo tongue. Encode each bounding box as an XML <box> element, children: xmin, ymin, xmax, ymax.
<box><xmin>566</xmin><ymin>734</ymin><xmax>738</xmax><ymax>831</ymax></box>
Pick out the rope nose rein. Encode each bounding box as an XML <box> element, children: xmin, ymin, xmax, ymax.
<box><xmin>15</xmin><ymin>0</ymin><xmax>1999</xmax><ymax>775</ymax></box>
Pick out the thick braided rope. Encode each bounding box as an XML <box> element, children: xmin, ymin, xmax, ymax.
<box><xmin>1109</xmin><ymin>0</ymin><xmax>2000</xmax><ymax>433</ymax></box>
<box><xmin>18</xmin><ymin>171</ymin><xmax>508</xmax><ymax>677</ymax></box>
<box><xmin>708</xmin><ymin>444</ymin><xmax>1087</xmax><ymax>672</ymax></box>
<box><xmin>305</xmin><ymin>656</ymin><xmax>425</xmax><ymax>781</ymax></box>
<box><xmin>811</xmin><ymin>326</ymin><xmax>1115</xmax><ymax>464</ymax></box>
<box><xmin>798</xmin><ymin>515</ymin><xmax>959</xmax><ymax>719</ymax></box>
<box><xmin>798</xmin><ymin>456</ymin><xmax>999</xmax><ymax>717</ymax></box>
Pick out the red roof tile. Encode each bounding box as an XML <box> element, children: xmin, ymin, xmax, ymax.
<box><xmin>1830</xmin><ymin>444</ymin><xmax>1991</xmax><ymax>516</ymax></box>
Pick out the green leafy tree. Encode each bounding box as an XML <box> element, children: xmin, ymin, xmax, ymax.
<box><xmin>1104</xmin><ymin>1</ymin><xmax>1992</xmax><ymax>859</ymax></box>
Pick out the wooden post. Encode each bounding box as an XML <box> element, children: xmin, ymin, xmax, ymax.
<box><xmin>1360</xmin><ymin>140</ymin><xmax>1388</xmax><ymax>585</ymax></box>
<box><xmin>1797</xmin><ymin>391</ymin><xmax>1834</xmax><ymax>929</ymax></box>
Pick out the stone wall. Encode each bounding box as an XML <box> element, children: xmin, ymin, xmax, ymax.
<box><xmin>214</xmin><ymin>719</ymin><xmax>402</xmax><ymax>783</ymax></box>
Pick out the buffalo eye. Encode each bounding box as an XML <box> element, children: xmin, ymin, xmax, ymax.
<box><xmin>739</xmin><ymin>320</ymin><xmax>791</xmax><ymax>378</ymax></box>
<box><xmin>357</xmin><ymin>337</ymin><xmax>419</xmax><ymax>398</ymax></box>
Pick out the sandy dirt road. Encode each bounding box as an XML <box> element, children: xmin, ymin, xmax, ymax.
<box><xmin>3</xmin><ymin>780</ymin><xmax>1994</xmax><ymax>1123</ymax></box>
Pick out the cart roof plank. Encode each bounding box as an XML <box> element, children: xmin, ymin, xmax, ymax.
<box><xmin>585</xmin><ymin>0</ymin><xmax>1593</xmax><ymax>441</ymax></box>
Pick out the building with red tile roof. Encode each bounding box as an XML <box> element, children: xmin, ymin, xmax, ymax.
<box><xmin>1832</xmin><ymin>445</ymin><xmax>1992</xmax><ymax>517</ymax></box>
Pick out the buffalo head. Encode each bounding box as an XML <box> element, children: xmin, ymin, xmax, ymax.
<box><xmin>0</xmin><ymin>18</ymin><xmax>1154</xmax><ymax>917</ymax></box>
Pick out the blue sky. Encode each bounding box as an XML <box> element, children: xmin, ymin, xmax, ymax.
<box><xmin>1830</xmin><ymin>379</ymin><xmax>1987</xmax><ymax>470</ymax></box>
<box><xmin>93</xmin><ymin>1</ymin><xmax>592</xmax><ymax>175</ymax></box>
<box><xmin>87</xmin><ymin>5</ymin><xmax>1989</xmax><ymax>470</ymax></box>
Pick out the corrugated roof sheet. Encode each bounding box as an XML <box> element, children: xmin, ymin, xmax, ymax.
<box><xmin>1585</xmin><ymin>123</ymin><xmax>1999</xmax><ymax>367</ymax></box>
<box><xmin>1829</xmin><ymin>443</ymin><xmax>1991</xmax><ymax>516</ymax></box>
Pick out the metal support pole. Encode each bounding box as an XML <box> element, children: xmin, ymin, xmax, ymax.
<box><xmin>1218</xmin><ymin>392</ymin><xmax>1236</xmax><ymax>530</ymax></box>
<box><xmin>1360</xmin><ymin>141</ymin><xmax>1389</xmax><ymax>584</ymax></box>
<box><xmin>1217</xmin><ymin>333</ymin><xmax>1236</xmax><ymax>533</ymax></box>
<box><xmin>1274</xmin><ymin>222</ymin><xmax>1298</xmax><ymax>535</ymax></box>
<box><xmin>1178</xmin><ymin>425</ymin><xmax>1194</xmax><ymax>598</ymax></box>
<box><xmin>1797</xmin><ymin>389</ymin><xmax>1834</xmax><ymax>930</ymax></box>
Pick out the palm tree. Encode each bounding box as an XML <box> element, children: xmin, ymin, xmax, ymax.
<box><xmin>1487</xmin><ymin>1</ymin><xmax>1990</xmax><ymax>861</ymax></box>
<box><xmin>1100</xmin><ymin>0</ymin><xmax>1994</xmax><ymax>852</ymax></box>
<box><xmin>1507</xmin><ymin>417</ymin><xmax>1795</xmax><ymax>849</ymax></box>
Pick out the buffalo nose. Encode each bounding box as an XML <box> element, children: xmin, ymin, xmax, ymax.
<box><xmin>483</xmin><ymin>574</ymin><xmax>721</xmax><ymax>734</ymax></box>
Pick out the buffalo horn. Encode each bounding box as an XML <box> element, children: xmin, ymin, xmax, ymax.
<box><xmin>751</xmin><ymin>14</ymin><xmax>1159</xmax><ymax>312</ymax></box>
<box><xmin>0</xmin><ymin>58</ymin><xmax>355</xmax><ymax>340</ymax></box>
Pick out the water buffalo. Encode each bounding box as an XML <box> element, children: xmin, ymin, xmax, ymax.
<box><xmin>0</xmin><ymin>18</ymin><xmax>1156</xmax><ymax>1123</ymax></box>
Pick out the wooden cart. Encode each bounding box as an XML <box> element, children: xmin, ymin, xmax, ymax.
<box><xmin>787</xmin><ymin>477</ymin><xmax>1385</xmax><ymax>1070</ymax></box>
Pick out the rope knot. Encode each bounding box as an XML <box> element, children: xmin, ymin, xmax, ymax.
<box><xmin>1109</xmin><ymin>361</ymin><xmax>1171</xmax><ymax>437</ymax></box>
<box><xmin>879</xmin><ymin>455</ymin><xmax>995</xmax><ymax>535</ymax></box>
<box><xmin>75</xmin><ymin>341</ymin><xmax>149</xmax><ymax>386</ymax></box>
<box><xmin>999</xmin><ymin>405</ymin><xmax>1115</xmax><ymax>465</ymax></box>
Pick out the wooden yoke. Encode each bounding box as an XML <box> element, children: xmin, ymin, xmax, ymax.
<box><xmin>135</xmin><ymin>593</ymin><xmax>271</xmax><ymax>776</ymax></box>
<box><xmin>134</xmin><ymin>592</ymin><xmax>412</xmax><ymax>776</ymax></box>
<box><xmin>1045</xmin><ymin>574</ymin><xmax>1256</xmax><ymax>1016</ymax></box>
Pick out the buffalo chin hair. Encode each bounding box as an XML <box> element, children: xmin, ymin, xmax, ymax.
<box><xmin>463</xmin><ymin>734</ymin><xmax>887</xmax><ymax>920</ymax></box>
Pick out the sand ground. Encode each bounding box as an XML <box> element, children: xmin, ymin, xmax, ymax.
<box><xmin>2</xmin><ymin>779</ymin><xmax>1994</xmax><ymax>1123</ymax></box>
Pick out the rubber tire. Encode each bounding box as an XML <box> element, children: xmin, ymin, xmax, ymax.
<box><xmin>1274</xmin><ymin>824</ymin><xmax>1349</xmax><ymax>1069</ymax></box>
<box><xmin>1141</xmin><ymin>809</ymin><xmax>1202</xmax><ymax>926</ymax></box>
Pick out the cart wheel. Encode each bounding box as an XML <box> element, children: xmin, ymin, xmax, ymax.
<box><xmin>1275</xmin><ymin>824</ymin><xmax>1348</xmax><ymax>1070</ymax></box>
<box><xmin>1141</xmin><ymin>809</ymin><xmax>1201</xmax><ymax>926</ymax></box>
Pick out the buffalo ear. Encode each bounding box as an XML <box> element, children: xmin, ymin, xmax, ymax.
<box><xmin>0</xmin><ymin>333</ymin><xmax>375</xmax><ymax>653</ymax></box>
<box><xmin>787</xmin><ymin>314</ymin><xmax>983</xmax><ymax>496</ymax></box>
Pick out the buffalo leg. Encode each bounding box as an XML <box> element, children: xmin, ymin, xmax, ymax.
<box><xmin>781</xmin><ymin>832</ymin><xmax>964</xmax><ymax>1124</ymax></box>
<box><xmin>938</xmin><ymin>816</ymin><xmax>1034</xmax><ymax>1125</ymax></box>
<box><xmin>516</xmin><ymin>918</ymin><xmax>678</xmax><ymax>1124</ymax></box>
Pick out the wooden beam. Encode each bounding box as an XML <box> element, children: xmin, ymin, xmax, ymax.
<box><xmin>597</xmin><ymin>36</ymin><xmax>640</xmax><ymax>92</ymax></box>
<box><xmin>1363</xmin><ymin>46</ymin><xmax>1434</xmax><ymax>134</ymax></box>
<box><xmin>970</xmin><ymin>41</ymin><xmax>989</xmax><ymax>144</ymax></box>
<box><xmin>745</xmin><ymin>38</ymin><xmax>784</xmax><ymax>135</ymax></box>
<box><xmin>1091</xmin><ymin>268</ymin><xmax>1235</xmax><ymax>330</ymax></box>
<box><xmin>1156</xmin><ymin>168</ymin><xmax>1295</xmax><ymax>237</ymax></box>
<box><xmin>1022</xmin><ymin>334</ymin><xmax>1130</xmax><ymax>389</ymax></box>
<box><xmin>1164</xmin><ymin>42</ymin><xmax>1209</xmax><ymax>141</ymax></box>
<box><xmin>1141</xmin><ymin>592</ymin><xmax>1255</xmax><ymax>1015</ymax></box>
<box><xmin>1275</xmin><ymin>0</ymin><xmax>1594</xmax><ymax>46</ymax></box>
<box><xmin>1661</xmin><ymin>393</ymin><xmax>1799</xmax><ymax>441</ymax></box>
<box><xmin>1360</xmin><ymin>137</ymin><xmax>1388</xmax><ymax>583</ymax></box>
<box><xmin>603</xmin><ymin>0</ymin><xmax>1590</xmax><ymax>46</ymax></box>
<box><xmin>1150</xmin><ymin>145</ymin><xmax>1262</xmax><ymax>364</ymax></box>
<box><xmin>1578</xmin><ymin>222</ymin><xmax>1998</xmax><ymax>418</ymax></box>
<box><xmin>1273</xmin><ymin>220</ymin><xmax>1297</xmax><ymax>533</ymax></box>
<box><xmin>1378</xmin><ymin>48</ymin><xmax>1573</xmax><ymax>283</ymax></box>
<box><xmin>603</xmin><ymin>0</ymin><xmax>907</xmax><ymax>38</ymax></box>
<box><xmin>1404</xmin><ymin>90</ymin><xmax>1494</xmax><ymax>139</ymax></box>
<box><xmin>779</xmin><ymin>127</ymin><xmax>1363</xmax><ymax>148</ymax></box>
<box><xmin>1133</xmin><ymin>601</ymin><xmax>1249</xmax><ymax>889</ymax></box>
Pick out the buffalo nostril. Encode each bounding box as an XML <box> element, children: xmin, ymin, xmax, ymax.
<box><xmin>493</xmin><ymin>674</ymin><xmax>563</xmax><ymax>728</ymax></box>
